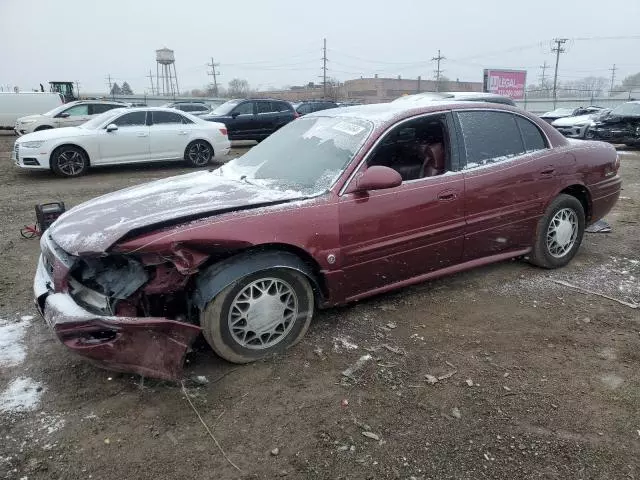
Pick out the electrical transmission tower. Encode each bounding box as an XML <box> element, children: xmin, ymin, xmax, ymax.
<box><xmin>147</xmin><ymin>70</ymin><xmax>155</xmax><ymax>95</ymax></box>
<box><xmin>539</xmin><ymin>61</ymin><xmax>549</xmax><ymax>90</ymax></box>
<box><xmin>432</xmin><ymin>50</ymin><xmax>445</xmax><ymax>92</ymax></box>
<box><xmin>551</xmin><ymin>38</ymin><xmax>568</xmax><ymax>108</ymax></box>
<box><xmin>321</xmin><ymin>38</ymin><xmax>328</xmax><ymax>98</ymax></box>
<box><xmin>208</xmin><ymin>58</ymin><xmax>221</xmax><ymax>96</ymax></box>
<box><xmin>609</xmin><ymin>64</ymin><xmax>617</xmax><ymax>96</ymax></box>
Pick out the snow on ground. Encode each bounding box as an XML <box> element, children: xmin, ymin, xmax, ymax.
<box><xmin>0</xmin><ymin>316</ymin><xmax>31</xmax><ymax>367</ymax></box>
<box><xmin>494</xmin><ymin>256</ymin><xmax>640</xmax><ymax>304</ymax></box>
<box><xmin>0</xmin><ymin>377</ymin><xmax>44</xmax><ymax>413</ymax></box>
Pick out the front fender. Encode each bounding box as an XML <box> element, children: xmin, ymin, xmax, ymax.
<box><xmin>193</xmin><ymin>250</ymin><xmax>319</xmax><ymax>309</ymax></box>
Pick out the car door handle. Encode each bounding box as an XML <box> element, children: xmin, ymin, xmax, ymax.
<box><xmin>437</xmin><ymin>191</ymin><xmax>457</xmax><ymax>201</ymax></box>
<box><xmin>540</xmin><ymin>168</ymin><xmax>555</xmax><ymax>176</ymax></box>
<box><xmin>136</xmin><ymin>133</ymin><xmax>148</xmax><ymax>137</ymax></box>
<box><xmin>178</xmin><ymin>131</ymin><xmax>188</xmax><ymax>135</ymax></box>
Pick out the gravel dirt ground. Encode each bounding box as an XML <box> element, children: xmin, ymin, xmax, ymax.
<box><xmin>0</xmin><ymin>131</ymin><xmax>639</xmax><ymax>480</ymax></box>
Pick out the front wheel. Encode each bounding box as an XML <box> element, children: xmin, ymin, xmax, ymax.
<box><xmin>529</xmin><ymin>194</ymin><xmax>585</xmax><ymax>269</ymax></box>
<box><xmin>51</xmin><ymin>145</ymin><xmax>89</xmax><ymax>177</ymax></box>
<box><xmin>185</xmin><ymin>140</ymin><xmax>213</xmax><ymax>167</ymax></box>
<box><xmin>200</xmin><ymin>269</ymin><xmax>314</xmax><ymax>363</ymax></box>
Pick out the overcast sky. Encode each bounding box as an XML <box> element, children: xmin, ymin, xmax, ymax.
<box><xmin>2</xmin><ymin>0</ymin><xmax>640</xmax><ymax>95</ymax></box>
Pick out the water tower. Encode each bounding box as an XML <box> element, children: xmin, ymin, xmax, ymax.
<box><xmin>155</xmin><ymin>48</ymin><xmax>179</xmax><ymax>96</ymax></box>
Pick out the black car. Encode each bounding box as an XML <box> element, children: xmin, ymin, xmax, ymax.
<box><xmin>202</xmin><ymin>99</ymin><xmax>297</xmax><ymax>141</ymax></box>
<box><xmin>585</xmin><ymin>101</ymin><xmax>640</xmax><ymax>146</ymax></box>
<box><xmin>293</xmin><ymin>100</ymin><xmax>338</xmax><ymax>116</ymax></box>
<box><xmin>164</xmin><ymin>101</ymin><xmax>211</xmax><ymax>116</ymax></box>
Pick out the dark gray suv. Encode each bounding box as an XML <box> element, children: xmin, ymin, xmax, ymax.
<box><xmin>202</xmin><ymin>99</ymin><xmax>297</xmax><ymax>141</ymax></box>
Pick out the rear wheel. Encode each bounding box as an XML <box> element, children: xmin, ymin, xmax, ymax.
<box><xmin>185</xmin><ymin>140</ymin><xmax>213</xmax><ymax>167</ymax></box>
<box><xmin>200</xmin><ymin>268</ymin><xmax>314</xmax><ymax>363</ymax></box>
<box><xmin>51</xmin><ymin>145</ymin><xmax>89</xmax><ymax>177</ymax></box>
<box><xmin>529</xmin><ymin>194</ymin><xmax>585</xmax><ymax>269</ymax></box>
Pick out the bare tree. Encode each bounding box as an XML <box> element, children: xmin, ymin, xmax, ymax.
<box><xmin>228</xmin><ymin>78</ymin><xmax>250</xmax><ymax>98</ymax></box>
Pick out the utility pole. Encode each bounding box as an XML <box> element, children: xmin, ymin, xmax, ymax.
<box><xmin>322</xmin><ymin>38</ymin><xmax>328</xmax><ymax>99</ymax></box>
<box><xmin>417</xmin><ymin>75</ymin><xmax>421</xmax><ymax>93</ymax></box>
<box><xmin>539</xmin><ymin>61</ymin><xmax>549</xmax><ymax>90</ymax></box>
<box><xmin>106</xmin><ymin>74</ymin><xmax>113</xmax><ymax>97</ymax></box>
<box><xmin>147</xmin><ymin>70</ymin><xmax>155</xmax><ymax>96</ymax></box>
<box><xmin>208</xmin><ymin>58</ymin><xmax>221</xmax><ymax>96</ymax></box>
<box><xmin>74</xmin><ymin>80</ymin><xmax>81</xmax><ymax>99</ymax></box>
<box><xmin>551</xmin><ymin>38</ymin><xmax>568</xmax><ymax>108</ymax></box>
<box><xmin>432</xmin><ymin>49</ymin><xmax>445</xmax><ymax>92</ymax></box>
<box><xmin>609</xmin><ymin>63</ymin><xmax>617</xmax><ymax>96</ymax></box>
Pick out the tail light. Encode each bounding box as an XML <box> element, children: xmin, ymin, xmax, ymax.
<box><xmin>219</xmin><ymin>128</ymin><xmax>228</xmax><ymax>136</ymax></box>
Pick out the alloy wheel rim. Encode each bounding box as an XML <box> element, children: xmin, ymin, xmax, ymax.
<box><xmin>546</xmin><ymin>207</ymin><xmax>578</xmax><ymax>258</ymax></box>
<box><xmin>188</xmin><ymin>143</ymin><xmax>211</xmax><ymax>165</ymax></box>
<box><xmin>57</xmin><ymin>150</ymin><xmax>85</xmax><ymax>176</ymax></box>
<box><xmin>228</xmin><ymin>278</ymin><xmax>298</xmax><ymax>350</ymax></box>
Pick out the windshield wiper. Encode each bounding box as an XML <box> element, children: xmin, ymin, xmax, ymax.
<box><xmin>240</xmin><ymin>175</ymin><xmax>260</xmax><ymax>187</ymax></box>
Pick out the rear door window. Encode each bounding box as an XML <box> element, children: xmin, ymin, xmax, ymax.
<box><xmin>152</xmin><ymin>111</ymin><xmax>186</xmax><ymax>124</ymax></box>
<box><xmin>257</xmin><ymin>101</ymin><xmax>275</xmax><ymax>114</ymax></box>
<box><xmin>515</xmin><ymin>116</ymin><xmax>548</xmax><ymax>152</ymax></box>
<box><xmin>456</xmin><ymin>111</ymin><xmax>525</xmax><ymax>169</ymax></box>
<box><xmin>91</xmin><ymin>103</ymin><xmax>121</xmax><ymax>114</ymax></box>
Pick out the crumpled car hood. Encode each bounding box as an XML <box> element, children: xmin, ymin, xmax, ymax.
<box><xmin>552</xmin><ymin>114</ymin><xmax>592</xmax><ymax>127</ymax></box>
<box><xmin>49</xmin><ymin>171</ymin><xmax>304</xmax><ymax>255</ymax></box>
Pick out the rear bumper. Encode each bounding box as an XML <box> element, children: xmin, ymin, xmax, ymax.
<box><xmin>34</xmin><ymin>253</ymin><xmax>201</xmax><ymax>380</ymax></box>
<box><xmin>590</xmin><ymin>175</ymin><xmax>622</xmax><ymax>223</ymax></box>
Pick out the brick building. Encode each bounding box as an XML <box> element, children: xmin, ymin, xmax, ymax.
<box><xmin>254</xmin><ymin>76</ymin><xmax>483</xmax><ymax>103</ymax></box>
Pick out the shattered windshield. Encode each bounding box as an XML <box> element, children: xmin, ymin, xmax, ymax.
<box><xmin>218</xmin><ymin>116</ymin><xmax>373</xmax><ymax>195</ymax></box>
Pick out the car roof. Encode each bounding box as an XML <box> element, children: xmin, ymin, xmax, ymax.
<box><xmin>305</xmin><ymin>100</ymin><xmax>526</xmax><ymax>127</ymax></box>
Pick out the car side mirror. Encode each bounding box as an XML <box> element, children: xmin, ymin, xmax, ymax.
<box><xmin>346</xmin><ymin>166</ymin><xmax>402</xmax><ymax>194</ymax></box>
<box><xmin>57</xmin><ymin>112</ymin><xmax>70</xmax><ymax>118</ymax></box>
<box><xmin>231</xmin><ymin>111</ymin><xmax>240</xmax><ymax>118</ymax></box>
<box><xmin>106</xmin><ymin>123</ymin><xmax>118</xmax><ymax>132</ymax></box>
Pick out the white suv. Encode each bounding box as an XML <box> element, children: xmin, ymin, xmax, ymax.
<box><xmin>14</xmin><ymin>100</ymin><xmax>126</xmax><ymax>135</ymax></box>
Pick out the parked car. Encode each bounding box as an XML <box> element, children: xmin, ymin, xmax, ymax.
<box><xmin>201</xmin><ymin>99</ymin><xmax>297</xmax><ymax>141</ymax></box>
<box><xmin>539</xmin><ymin>106</ymin><xmax>603</xmax><ymax>124</ymax></box>
<box><xmin>393</xmin><ymin>91</ymin><xmax>516</xmax><ymax>106</ymax></box>
<box><xmin>551</xmin><ymin>108</ymin><xmax>611</xmax><ymax>139</ymax></box>
<box><xmin>292</xmin><ymin>100</ymin><xmax>338</xmax><ymax>115</ymax></box>
<box><xmin>584</xmin><ymin>101</ymin><xmax>640</xmax><ymax>146</ymax></box>
<box><xmin>13</xmin><ymin>107</ymin><xmax>229</xmax><ymax>177</ymax></box>
<box><xmin>0</xmin><ymin>92</ymin><xmax>64</xmax><ymax>131</ymax></box>
<box><xmin>14</xmin><ymin>100</ymin><xmax>125</xmax><ymax>135</ymax></box>
<box><xmin>163</xmin><ymin>101</ymin><xmax>211</xmax><ymax>116</ymax></box>
<box><xmin>33</xmin><ymin>101</ymin><xmax>621</xmax><ymax>379</ymax></box>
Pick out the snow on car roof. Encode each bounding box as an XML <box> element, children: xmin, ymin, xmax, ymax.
<box><xmin>304</xmin><ymin>100</ymin><xmax>518</xmax><ymax>127</ymax></box>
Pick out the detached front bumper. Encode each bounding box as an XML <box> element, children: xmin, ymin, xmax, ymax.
<box><xmin>34</xmin><ymin>251</ymin><xmax>201</xmax><ymax>381</ymax></box>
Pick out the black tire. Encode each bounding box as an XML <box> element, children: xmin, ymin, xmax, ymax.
<box><xmin>184</xmin><ymin>140</ymin><xmax>213</xmax><ymax>167</ymax></box>
<box><xmin>35</xmin><ymin>125</ymin><xmax>54</xmax><ymax>132</ymax></box>
<box><xmin>50</xmin><ymin>145</ymin><xmax>89</xmax><ymax>177</ymax></box>
<box><xmin>529</xmin><ymin>194</ymin><xmax>585</xmax><ymax>269</ymax></box>
<box><xmin>200</xmin><ymin>268</ymin><xmax>314</xmax><ymax>363</ymax></box>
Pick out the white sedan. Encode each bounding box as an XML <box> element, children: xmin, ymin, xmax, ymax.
<box><xmin>12</xmin><ymin>107</ymin><xmax>230</xmax><ymax>177</ymax></box>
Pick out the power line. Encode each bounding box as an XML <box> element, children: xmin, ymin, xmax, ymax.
<box><xmin>432</xmin><ymin>49</ymin><xmax>445</xmax><ymax>92</ymax></box>
<box><xmin>208</xmin><ymin>58</ymin><xmax>221</xmax><ymax>96</ymax></box>
<box><xmin>551</xmin><ymin>38</ymin><xmax>568</xmax><ymax>108</ymax></box>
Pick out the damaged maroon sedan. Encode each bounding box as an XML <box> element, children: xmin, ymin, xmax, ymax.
<box><xmin>34</xmin><ymin>101</ymin><xmax>621</xmax><ymax>380</ymax></box>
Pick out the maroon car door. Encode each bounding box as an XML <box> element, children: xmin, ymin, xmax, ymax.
<box><xmin>455</xmin><ymin>110</ymin><xmax>560</xmax><ymax>260</ymax></box>
<box><xmin>338</xmin><ymin>113</ymin><xmax>466</xmax><ymax>300</ymax></box>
